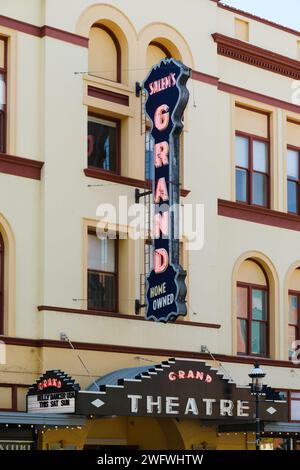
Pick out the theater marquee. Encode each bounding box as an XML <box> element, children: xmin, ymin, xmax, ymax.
<box><xmin>143</xmin><ymin>59</ymin><xmax>191</xmax><ymax>323</ymax></box>
<box><xmin>76</xmin><ymin>358</ymin><xmax>288</xmax><ymax>422</ymax></box>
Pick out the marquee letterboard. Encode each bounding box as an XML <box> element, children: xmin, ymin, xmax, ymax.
<box><xmin>27</xmin><ymin>370</ymin><xmax>80</xmax><ymax>414</ymax></box>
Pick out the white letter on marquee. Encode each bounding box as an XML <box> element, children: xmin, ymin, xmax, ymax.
<box><xmin>147</xmin><ymin>396</ymin><xmax>162</xmax><ymax>414</ymax></box>
<box><xmin>237</xmin><ymin>400</ymin><xmax>250</xmax><ymax>417</ymax></box>
<box><xmin>220</xmin><ymin>400</ymin><xmax>234</xmax><ymax>416</ymax></box>
<box><xmin>184</xmin><ymin>398</ymin><xmax>199</xmax><ymax>416</ymax></box>
<box><xmin>203</xmin><ymin>399</ymin><xmax>216</xmax><ymax>416</ymax></box>
<box><xmin>166</xmin><ymin>397</ymin><xmax>179</xmax><ymax>415</ymax></box>
<box><xmin>127</xmin><ymin>395</ymin><xmax>142</xmax><ymax>413</ymax></box>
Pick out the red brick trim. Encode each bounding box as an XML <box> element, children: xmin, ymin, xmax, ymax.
<box><xmin>218</xmin><ymin>199</ymin><xmax>300</xmax><ymax>232</ymax></box>
<box><xmin>0</xmin><ymin>15</ymin><xmax>88</xmax><ymax>47</ymax></box>
<box><xmin>84</xmin><ymin>168</ymin><xmax>190</xmax><ymax>197</ymax></box>
<box><xmin>37</xmin><ymin>305</ymin><xmax>221</xmax><ymax>329</ymax></box>
<box><xmin>0</xmin><ymin>153</ymin><xmax>44</xmax><ymax>180</ymax></box>
<box><xmin>88</xmin><ymin>86</ymin><xmax>129</xmax><ymax>106</ymax></box>
<box><xmin>213</xmin><ymin>33</ymin><xmax>300</xmax><ymax>80</ymax></box>
<box><xmin>1</xmin><ymin>334</ymin><xmax>299</xmax><ymax>369</ymax></box>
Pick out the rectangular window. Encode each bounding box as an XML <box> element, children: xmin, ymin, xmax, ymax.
<box><xmin>237</xmin><ymin>284</ymin><xmax>268</xmax><ymax>356</ymax></box>
<box><xmin>235</xmin><ymin>133</ymin><xmax>269</xmax><ymax>207</ymax></box>
<box><xmin>287</xmin><ymin>148</ymin><xmax>300</xmax><ymax>214</ymax></box>
<box><xmin>87</xmin><ymin>232</ymin><xmax>118</xmax><ymax>311</ymax></box>
<box><xmin>145</xmin><ymin>127</ymin><xmax>154</xmax><ymax>181</ymax></box>
<box><xmin>88</xmin><ymin>115</ymin><xmax>119</xmax><ymax>173</ymax></box>
<box><xmin>0</xmin><ymin>36</ymin><xmax>7</xmax><ymax>153</ymax></box>
<box><xmin>288</xmin><ymin>292</ymin><xmax>299</xmax><ymax>358</ymax></box>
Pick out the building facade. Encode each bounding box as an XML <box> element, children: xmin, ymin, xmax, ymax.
<box><xmin>0</xmin><ymin>0</ymin><xmax>300</xmax><ymax>450</ymax></box>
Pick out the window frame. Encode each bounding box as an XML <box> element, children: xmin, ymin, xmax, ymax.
<box><xmin>88</xmin><ymin>112</ymin><xmax>121</xmax><ymax>175</ymax></box>
<box><xmin>87</xmin><ymin>229</ymin><xmax>119</xmax><ymax>313</ymax></box>
<box><xmin>237</xmin><ymin>281</ymin><xmax>269</xmax><ymax>358</ymax></box>
<box><xmin>0</xmin><ymin>36</ymin><xmax>7</xmax><ymax>154</ymax></box>
<box><xmin>276</xmin><ymin>389</ymin><xmax>300</xmax><ymax>423</ymax></box>
<box><xmin>287</xmin><ymin>145</ymin><xmax>300</xmax><ymax>215</ymax></box>
<box><xmin>235</xmin><ymin>130</ymin><xmax>270</xmax><ymax>208</ymax></box>
<box><xmin>288</xmin><ymin>290</ymin><xmax>300</xmax><ymax>359</ymax></box>
<box><xmin>0</xmin><ymin>232</ymin><xmax>3</xmax><ymax>334</ymax></box>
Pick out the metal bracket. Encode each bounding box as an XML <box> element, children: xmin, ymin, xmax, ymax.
<box><xmin>135</xmin><ymin>188</ymin><xmax>152</xmax><ymax>203</ymax></box>
<box><xmin>135</xmin><ymin>299</ymin><xmax>146</xmax><ymax>315</ymax></box>
<box><xmin>135</xmin><ymin>82</ymin><xmax>142</xmax><ymax>98</ymax></box>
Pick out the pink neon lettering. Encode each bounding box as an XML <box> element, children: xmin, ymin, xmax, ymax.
<box><xmin>154</xmin><ymin>177</ymin><xmax>169</xmax><ymax>203</ymax></box>
<box><xmin>154</xmin><ymin>141</ymin><xmax>169</xmax><ymax>168</ymax></box>
<box><xmin>154</xmin><ymin>212</ymin><xmax>168</xmax><ymax>238</ymax></box>
<box><xmin>154</xmin><ymin>248</ymin><xmax>169</xmax><ymax>274</ymax></box>
<box><xmin>154</xmin><ymin>104</ymin><xmax>169</xmax><ymax>131</ymax></box>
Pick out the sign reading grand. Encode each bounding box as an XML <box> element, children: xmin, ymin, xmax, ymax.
<box><xmin>143</xmin><ymin>59</ymin><xmax>191</xmax><ymax>323</ymax></box>
<box><xmin>27</xmin><ymin>370</ymin><xmax>80</xmax><ymax>414</ymax></box>
<box><xmin>76</xmin><ymin>358</ymin><xmax>288</xmax><ymax>422</ymax></box>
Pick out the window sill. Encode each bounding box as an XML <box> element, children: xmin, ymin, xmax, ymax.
<box><xmin>84</xmin><ymin>168</ymin><xmax>191</xmax><ymax>197</ymax></box>
<box><xmin>218</xmin><ymin>199</ymin><xmax>300</xmax><ymax>232</ymax></box>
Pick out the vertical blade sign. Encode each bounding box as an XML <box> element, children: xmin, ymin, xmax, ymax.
<box><xmin>143</xmin><ymin>58</ymin><xmax>191</xmax><ymax>323</ymax></box>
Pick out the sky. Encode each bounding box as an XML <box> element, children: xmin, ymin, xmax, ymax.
<box><xmin>222</xmin><ymin>0</ymin><xmax>300</xmax><ymax>31</ymax></box>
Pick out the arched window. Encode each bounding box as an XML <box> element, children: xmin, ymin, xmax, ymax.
<box><xmin>146</xmin><ymin>41</ymin><xmax>171</xmax><ymax>70</ymax></box>
<box><xmin>0</xmin><ymin>232</ymin><xmax>4</xmax><ymax>334</ymax></box>
<box><xmin>288</xmin><ymin>269</ymin><xmax>300</xmax><ymax>358</ymax></box>
<box><xmin>237</xmin><ymin>259</ymin><xmax>269</xmax><ymax>357</ymax></box>
<box><xmin>88</xmin><ymin>24</ymin><xmax>121</xmax><ymax>82</ymax></box>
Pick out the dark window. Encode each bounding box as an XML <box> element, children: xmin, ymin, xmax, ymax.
<box><xmin>88</xmin><ymin>233</ymin><xmax>117</xmax><ymax>311</ymax></box>
<box><xmin>237</xmin><ymin>283</ymin><xmax>268</xmax><ymax>356</ymax></box>
<box><xmin>88</xmin><ymin>116</ymin><xmax>119</xmax><ymax>173</ymax></box>
<box><xmin>0</xmin><ymin>233</ymin><xmax>4</xmax><ymax>334</ymax></box>
<box><xmin>235</xmin><ymin>133</ymin><xmax>269</xmax><ymax>207</ymax></box>
<box><xmin>287</xmin><ymin>148</ymin><xmax>300</xmax><ymax>214</ymax></box>
<box><xmin>145</xmin><ymin>128</ymin><xmax>154</xmax><ymax>181</ymax></box>
<box><xmin>288</xmin><ymin>291</ymin><xmax>300</xmax><ymax>358</ymax></box>
<box><xmin>0</xmin><ymin>37</ymin><xmax>7</xmax><ymax>153</ymax></box>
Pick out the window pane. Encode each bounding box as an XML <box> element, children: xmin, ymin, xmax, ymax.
<box><xmin>236</xmin><ymin>169</ymin><xmax>248</xmax><ymax>202</ymax></box>
<box><xmin>237</xmin><ymin>287</ymin><xmax>248</xmax><ymax>319</ymax></box>
<box><xmin>251</xmin><ymin>321</ymin><xmax>267</xmax><ymax>355</ymax></box>
<box><xmin>237</xmin><ymin>319</ymin><xmax>247</xmax><ymax>354</ymax></box>
<box><xmin>287</xmin><ymin>150</ymin><xmax>299</xmax><ymax>179</ymax></box>
<box><xmin>289</xmin><ymin>326</ymin><xmax>297</xmax><ymax>357</ymax></box>
<box><xmin>291</xmin><ymin>400</ymin><xmax>300</xmax><ymax>421</ymax></box>
<box><xmin>252</xmin><ymin>172</ymin><xmax>267</xmax><ymax>206</ymax></box>
<box><xmin>288</xmin><ymin>181</ymin><xmax>298</xmax><ymax>214</ymax></box>
<box><xmin>253</xmin><ymin>141</ymin><xmax>268</xmax><ymax>173</ymax></box>
<box><xmin>252</xmin><ymin>290</ymin><xmax>267</xmax><ymax>321</ymax></box>
<box><xmin>236</xmin><ymin>136</ymin><xmax>249</xmax><ymax>168</ymax></box>
<box><xmin>291</xmin><ymin>392</ymin><xmax>300</xmax><ymax>399</ymax></box>
<box><xmin>289</xmin><ymin>295</ymin><xmax>298</xmax><ymax>325</ymax></box>
<box><xmin>88</xmin><ymin>117</ymin><xmax>117</xmax><ymax>172</ymax></box>
<box><xmin>277</xmin><ymin>390</ymin><xmax>288</xmax><ymax>400</ymax></box>
<box><xmin>88</xmin><ymin>235</ymin><xmax>115</xmax><ymax>272</ymax></box>
<box><xmin>88</xmin><ymin>271</ymin><xmax>116</xmax><ymax>310</ymax></box>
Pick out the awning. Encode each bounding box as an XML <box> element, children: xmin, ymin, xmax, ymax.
<box><xmin>0</xmin><ymin>412</ymin><xmax>86</xmax><ymax>428</ymax></box>
<box><xmin>264</xmin><ymin>422</ymin><xmax>300</xmax><ymax>433</ymax></box>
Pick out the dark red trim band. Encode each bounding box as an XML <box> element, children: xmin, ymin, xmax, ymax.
<box><xmin>192</xmin><ymin>70</ymin><xmax>219</xmax><ymax>86</ymax></box>
<box><xmin>0</xmin><ymin>15</ymin><xmax>88</xmax><ymax>47</ymax></box>
<box><xmin>37</xmin><ymin>305</ymin><xmax>221</xmax><ymax>329</ymax></box>
<box><xmin>88</xmin><ymin>85</ymin><xmax>129</xmax><ymax>106</ymax></box>
<box><xmin>0</xmin><ymin>153</ymin><xmax>44</xmax><ymax>180</ymax></box>
<box><xmin>213</xmin><ymin>33</ymin><xmax>300</xmax><ymax>81</ymax></box>
<box><xmin>1</xmin><ymin>334</ymin><xmax>299</xmax><ymax>369</ymax></box>
<box><xmin>218</xmin><ymin>199</ymin><xmax>300</xmax><ymax>232</ymax></box>
<box><xmin>218</xmin><ymin>82</ymin><xmax>300</xmax><ymax>114</ymax></box>
<box><xmin>84</xmin><ymin>168</ymin><xmax>190</xmax><ymax>197</ymax></box>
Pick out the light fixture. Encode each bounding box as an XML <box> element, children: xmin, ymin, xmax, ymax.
<box><xmin>249</xmin><ymin>362</ymin><xmax>266</xmax><ymax>392</ymax></box>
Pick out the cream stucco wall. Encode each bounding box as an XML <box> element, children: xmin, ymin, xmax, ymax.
<box><xmin>0</xmin><ymin>0</ymin><xmax>300</xmax><ymax>404</ymax></box>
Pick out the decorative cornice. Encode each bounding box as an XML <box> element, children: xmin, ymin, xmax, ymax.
<box><xmin>218</xmin><ymin>199</ymin><xmax>300</xmax><ymax>232</ymax></box>
<box><xmin>213</xmin><ymin>33</ymin><xmax>300</xmax><ymax>80</ymax></box>
<box><xmin>0</xmin><ymin>334</ymin><xmax>297</xmax><ymax>369</ymax></box>
<box><xmin>37</xmin><ymin>305</ymin><xmax>221</xmax><ymax>329</ymax></box>
<box><xmin>0</xmin><ymin>153</ymin><xmax>44</xmax><ymax>180</ymax></box>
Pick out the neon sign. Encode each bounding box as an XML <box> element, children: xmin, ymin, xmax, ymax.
<box><xmin>143</xmin><ymin>59</ymin><xmax>191</xmax><ymax>322</ymax></box>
